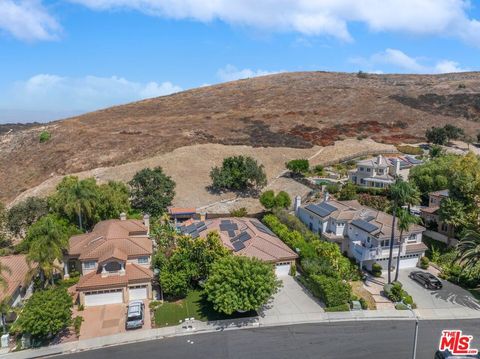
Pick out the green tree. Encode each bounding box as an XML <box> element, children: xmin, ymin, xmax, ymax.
<box><xmin>50</xmin><ymin>176</ymin><xmax>100</xmax><ymax>230</ymax></box>
<box><xmin>429</xmin><ymin>145</ymin><xmax>445</xmax><ymax>158</ymax></box>
<box><xmin>21</xmin><ymin>214</ymin><xmax>77</xmax><ymax>286</ymax></box>
<box><xmin>425</xmin><ymin>127</ymin><xmax>448</xmax><ymax>145</ymax></box>
<box><xmin>210</xmin><ymin>156</ymin><xmax>267</xmax><ymax>192</ymax></box>
<box><xmin>275</xmin><ymin>191</ymin><xmax>291</xmax><ymax>209</ymax></box>
<box><xmin>0</xmin><ymin>203</ymin><xmax>10</xmax><ymax>249</ymax></box>
<box><xmin>448</xmin><ymin>152</ymin><xmax>480</xmax><ymax>218</ymax></box>
<box><xmin>286</xmin><ymin>159</ymin><xmax>309</xmax><ymax>174</ymax></box>
<box><xmin>456</xmin><ymin>230</ymin><xmax>480</xmax><ymax>270</ymax></box>
<box><xmin>12</xmin><ymin>288</ymin><xmax>72</xmax><ymax>339</ymax></box>
<box><xmin>438</xmin><ymin>198</ymin><xmax>466</xmax><ymax>244</ymax></box>
<box><xmin>0</xmin><ymin>297</ymin><xmax>12</xmax><ymax>334</ymax></box>
<box><xmin>6</xmin><ymin>197</ymin><xmax>49</xmax><ymax>238</ymax></box>
<box><xmin>338</xmin><ymin>182</ymin><xmax>357</xmax><ymax>200</ymax></box>
<box><xmin>443</xmin><ymin>124</ymin><xmax>464</xmax><ymax>141</ymax></box>
<box><xmin>259</xmin><ymin>190</ymin><xmax>276</xmax><ymax>210</ymax></box>
<box><xmin>129</xmin><ymin>167</ymin><xmax>176</xmax><ymax>217</ymax></box>
<box><xmin>387</xmin><ymin>179</ymin><xmax>420</xmax><ymax>283</ymax></box>
<box><xmin>97</xmin><ymin>181</ymin><xmax>131</xmax><ymax>220</ymax></box>
<box><xmin>205</xmin><ymin>256</ymin><xmax>280</xmax><ymax>314</ymax></box>
<box><xmin>394</xmin><ymin>209</ymin><xmax>419</xmax><ymax>281</ymax></box>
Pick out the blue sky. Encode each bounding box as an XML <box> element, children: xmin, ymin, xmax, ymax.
<box><xmin>1</xmin><ymin>0</ymin><xmax>480</xmax><ymax>123</ymax></box>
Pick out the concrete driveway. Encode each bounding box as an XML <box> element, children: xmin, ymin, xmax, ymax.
<box><xmin>79</xmin><ymin>301</ymin><xmax>152</xmax><ymax>339</ymax></box>
<box><xmin>259</xmin><ymin>275</ymin><xmax>324</xmax><ymax>324</ymax></box>
<box><xmin>397</xmin><ymin>269</ymin><xmax>480</xmax><ymax>311</ymax></box>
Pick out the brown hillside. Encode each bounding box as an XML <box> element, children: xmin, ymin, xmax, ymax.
<box><xmin>1</xmin><ymin>71</ymin><xmax>480</xmax><ymax>203</ymax></box>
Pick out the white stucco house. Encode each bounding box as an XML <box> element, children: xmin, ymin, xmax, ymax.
<box><xmin>295</xmin><ymin>195</ymin><xmax>427</xmax><ymax>271</ymax></box>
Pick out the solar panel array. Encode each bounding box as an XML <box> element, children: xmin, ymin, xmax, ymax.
<box><xmin>305</xmin><ymin>202</ymin><xmax>337</xmax><ymax>217</ymax></box>
<box><xmin>232</xmin><ymin>241</ymin><xmax>245</xmax><ymax>251</ymax></box>
<box><xmin>351</xmin><ymin>219</ymin><xmax>378</xmax><ymax>233</ymax></box>
<box><xmin>178</xmin><ymin>221</ymin><xmax>208</xmax><ymax>238</ymax></box>
<box><xmin>252</xmin><ymin>221</ymin><xmax>275</xmax><ymax>236</ymax></box>
<box><xmin>219</xmin><ymin>220</ymin><xmax>238</xmax><ymax>232</ymax></box>
<box><xmin>234</xmin><ymin>232</ymin><xmax>251</xmax><ymax>243</ymax></box>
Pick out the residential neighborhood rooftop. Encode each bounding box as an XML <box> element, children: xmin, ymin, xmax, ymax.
<box><xmin>0</xmin><ymin>254</ymin><xmax>33</xmax><ymax>302</ymax></box>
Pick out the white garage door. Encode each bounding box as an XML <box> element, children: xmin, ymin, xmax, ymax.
<box><xmin>84</xmin><ymin>289</ymin><xmax>123</xmax><ymax>306</ymax></box>
<box><xmin>275</xmin><ymin>262</ymin><xmax>291</xmax><ymax>277</ymax></box>
<box><xmin>129</xmin><ymin>285</ymin><xmax>148</xmax><ymax>301</ymax></box>
<box><xmin>399</xmin><ymin>256</ymin><xmax>419</xmax><ymax>269</ymax></box>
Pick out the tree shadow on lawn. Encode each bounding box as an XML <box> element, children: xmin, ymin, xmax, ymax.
<box><xmin>194</xmin><ymin>291</ymin><xmax>257</xmax><ymax>322</ymax></box>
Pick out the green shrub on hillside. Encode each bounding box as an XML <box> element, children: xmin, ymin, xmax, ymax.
<box><xmin>39</xmin><ymin>130</ymin><xmax>51</xmax><ymax>143</ymax></box>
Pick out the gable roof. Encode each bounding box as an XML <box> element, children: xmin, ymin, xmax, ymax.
<box><xmin>356</xmin><ymin>155</ymin><xmax>389</xmax><ymax>168</ymax></box>
<box><xmin>69</xmin><ymin>219</ymin><xmax>152</xmax><ymax>261</ymax></box>
<box><xmin>190</xmin><ymin>218</ymin><xmax>298</xmax><ymax>263</ymax></box>
<box><xmin>0</xmin><ymin>255</ymin><xmax>33</xmax><ymax>302</ymax></box>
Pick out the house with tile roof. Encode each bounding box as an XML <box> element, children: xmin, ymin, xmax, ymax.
<box><xmin>0</xmin><ymin>254</ymin><xmax>34</xmax><ymax>307</ymax></box>
<box><xmin>178</xmin><ymin>217</ymin><xmax>298</xmax><ymax>276</ymax></box>
<box><xmin>296</xmin><ymin>196</ymin><xmax>426</xmax><ymax>271</ymax></box>
<box><xmin>66</xmin><ymin>214</ymin><xmax>154</xmax><ymax>307</ymax></box>
<box><xmin>420</xmin><ymin>189</ymin><xmax>453</xmax><ymax>237</ymax></box>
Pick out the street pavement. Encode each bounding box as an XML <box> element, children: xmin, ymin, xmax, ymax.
<box><xmin>398</xmin><ymin>269</ymin><xmax>480</xmax><ymax>311</ymax></box>
<box><xmin>57</xmin><ymin>320</ymin><xmax>480</xmax><ymax>359</ymax></box>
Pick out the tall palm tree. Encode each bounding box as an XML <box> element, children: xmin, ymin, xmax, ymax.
<box><xmin>25</xmin><ymin>215</ymin><xmax>69</xmax><ymax>287</ymax></box>
<box><xmin>394</xmin><ymin>208</ymin><xmax>420</xmax><ymax>282</ymax></box>
<box><xmin>387</xmin><ymin>179</ymin><xmax>420</xmax><ymax>283</ymax></box>
<box><xmin>456</xmin><ymin>230</ymin><xmax>480</xmax><ymax>270</ymax></box>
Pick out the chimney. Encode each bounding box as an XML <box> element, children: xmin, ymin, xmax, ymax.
<box><xmin>392</xmin><ymin>158</ymin><xmax>400</xmax><ymax>176</ymax></box>
<box><xmin>143</xmin><ymin>214</ymin><xmax>150</xmax><ymax>233</ymax></box>
<box><xmin>119</xmin><ymin>212</ymin><xmax>127</xmax><ymax>221</ymax></box>
<box><xmin>294</xmin><ymin>196</ymin><xmax>302</xmax><ymax>213</ymax></box>
<box><xmin>377</xmin><ymin>155</ymin><xmax>382</xmax><ymax>165</ymax></box>
<box><xmin>324</xmin><ymin>192</ymin><xmax>330</xmax><ymax>202</ymax></box>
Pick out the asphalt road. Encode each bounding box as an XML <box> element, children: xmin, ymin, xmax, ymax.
<box><xmin>58</xmin><ymin>320</ymin><xmax>480</xmax><ymax>359</ymax></box>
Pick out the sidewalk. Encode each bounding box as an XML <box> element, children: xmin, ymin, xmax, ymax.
<box><xmin>3</xmin><ymin>308</ymin><xmax>480</xmax><ymax>359</ymax></box>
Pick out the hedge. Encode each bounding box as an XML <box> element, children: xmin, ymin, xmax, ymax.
<box><xmin>305</xmin><ymin>274</ymin><xmax>352</xmax><ymax>307</ymax></box>
<box><xmin>324</xmin><ymin>304</ymin><xmax>350</xmax><ymax>312</ymax></box>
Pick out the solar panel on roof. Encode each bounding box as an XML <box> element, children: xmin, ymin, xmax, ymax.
<box><xmin>305</xmin><ymin>204</ymin><xmax>334</xmax><ymax>217</ymax></box>
<box><xmin>232</xmin><ymin>240</ymin><xmax>245</xmax><ymax>252</ymax></box>
<box><xmin>351</xmin><ymin>219</ymin><xmax>378</xmax><ymax>233</ymax></box>
<box><xmin>196</xmin><ymin>221</ymin><xmax>207</xmax><ymax>232</ymax></box>
<box><xmin>220</xmin><ymin>222</ymin><xmax>238</xmax><ymax>231</ymax></box>
<box><xmin>228</xmin><ymin>230</ymin><xmax>236</xmax><ymax>238</ymax></box>
<box><xmin>252</xmin><ymin>221</ymin><xmax>275</xmax><ymax>236</ymax></box>
<box><xmin>235</xmin><ymin>231</ymin><xmax>251</xmax><ymax>243</ymax></box>
<box><xmin>190</xmin><ymin>231</ymin><xmax>199</xmax><ymax>238</ymax></box>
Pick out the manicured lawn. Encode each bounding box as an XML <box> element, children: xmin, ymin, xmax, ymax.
<box><xmin>154</xmin><ymin>290</ymin><xmax>256</xmax><ymax>327</ymax></box>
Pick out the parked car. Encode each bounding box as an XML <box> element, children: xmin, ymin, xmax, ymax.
<box><xmin>409</xmin><ymin>271</ymin><xmax>443</xmax><ymax>290</ymax></box>
<box><xmin>126</xmin><ymin>300</ymin><xmax>145</xmax><ymax>330</ymax></box>
<box><xmin>434</xmin><ymin>349</ymin><xmax>480</xmax><ymax>358</ymax></box>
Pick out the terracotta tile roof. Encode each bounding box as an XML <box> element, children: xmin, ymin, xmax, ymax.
<box><xmin>76</xmin><ymin>263</ymin><xmax>152</xmax><ymax>291</ymax></box>
<box><xmin>98</xmin><ymin>247</ymin><xmax>128</xmax><ymax>264</ymax></box>
<box><xmin>68</xmin><ymin>219</ymin><xmax>152</xmax><ymax>261</ymax></box>
<box><xmin>0</xmin><ymin>255</ymin><xmax>34</xmax><ymax>302</ymax></box>
<box><xmin>421</xmin><ymin>206</ymin><xmax>440</xmax><ymax>214</ymax></box>
<box><xmin>405</xmin><ymin>242</ymin><xmax>428</xmax><ymax>254</ymax></box>
<box><xmin>196</xmin><ymin>218</ymin><xmax>298</xmax><ymax>263</ymax></box>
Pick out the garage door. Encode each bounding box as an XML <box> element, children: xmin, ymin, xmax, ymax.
<box><xmin>275</xmin><ymin>262</ymin><xmax>291</xmax><ymax>277</ymax></box>
<box><xmin>129</xmin><ymin>285</ymin><xmax>148</xmax><ymax>301</ymax></box>
<box><xmin>84</xmin><ymin>289</ymin><xmax>123</xmax><ymax>306</ymax></box>
<box><xmin>399</xmin><ymin>256</ymin><xmax>419</xmax><ymax>269</ymax></box>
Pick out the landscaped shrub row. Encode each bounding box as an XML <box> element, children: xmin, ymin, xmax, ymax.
<box><xmin>383</xmin><ymin>282</ymin><xmax>416</xmax><ymax>309</ymax></box>
<box><xmin>263</xmin><ymin>213</ymin><xmax>358</xmax><ymax>310</ymax></box>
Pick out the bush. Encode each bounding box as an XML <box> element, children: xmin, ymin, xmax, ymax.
<box><xmin>371</xmin><ymin>263</ymin><xmax>383</xmax><ymax>277</ymax></box>
<box><xmin>312</xmin><ymin>165</ymin><xmax>324</xmax><ymax>176</ymax></box>
<box><xmin>338</xmin><ymin>182</ymin><xmax>357</xmax><ymax>200</ymax></box>
<box><xmin>286</xmin><ymin>159</ymin><xmax>309</xmax><ymax>174</ymax></box>
<box><xmin>420</xmin><ymin>256</ymin><xmax>430</xmax><ymax>269</ymax></box>
<box><xmin>289</xmin><ymin>263</ymin><xmax>296</xmax><ymax>277</ymax></box>
<box><xmin>230</xmin><ymin>207</ymin><xmax>248</xmax><ymax>217</ymax></box>
<box><xmin>403</xmin><ymin>295</ymin><xmax>414</xmax><ymax>306</ymax></box>
<box><xmin>73</xmin><ymin>316</ymin><xmax>83</xmax><ymax>336</ymax></box>
<box><xmin>357</xmin><ymin>193</ymin><xmax>390</xmax><ymax>212</ymax></box>
<box><xmin>396</xmin><ymin>145</ymin><xmax>423</xmax><ymax>155</ymax></box>
<box><xmin>383</xmin><ymin>282</ymin><xmax>403</xmax><ymax>302</ymax></box>
<box><xmin>324</xmin><ymin>303</ymin><xmax>350</xmax><ymax>312</ymax></box>
<box><xmin>307</xmin><ymin>274</ymin><xmax>352</xmax><ymax>307</ymax></box>
<box><xmin>39</xmin><ymin>130</ymin><xmax>51</xmax><ymax>143</ymax></box>
<box><xmin>210</xmin><ymin>156</ymin><xmax>267</xmax><ymax>191</ymax></box>
<box><xmin>78</xmin><ymin>304</ymin><xmax>84</xmax><ymax>311</ymax></box>
<box><xmin>359</xmin><ymin>297</ymin><xmax>368</xmax><ymax>310</ymax></box>
<box><xmin>395</xmin><ymin>303</ymin><xmax>409</xmax><ymax>310</ymax></box>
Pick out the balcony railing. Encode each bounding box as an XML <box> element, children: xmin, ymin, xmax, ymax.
<box><xmin>352</xmin><ymin>242</ymin><xmax>402</xmax><ymax>261</ymax></box>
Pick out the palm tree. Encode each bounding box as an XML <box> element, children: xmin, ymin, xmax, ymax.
<box><xmin>0</xmin><ymin>297</ymin><xmax>12</xmax><ymax>334</ymax></box>
<box><xmin>394</xmin><ymin>208</ymin><xmax>420</xmax><ymax>282</ymax></box>
<box><xmin>456</xmin><ymin>230</ymin><xmax>480</xmax><ymax>270</ymax></box>
<box><xmin>439</xmin><ymin>198</ymin><xmax>466</xmax><ymax>246</ymax></box>
<box><xmin>387</xmin><ymin>179</ymin><xmax>420</xmax><ymax>283</ymax></box>
<box><xmin>25</xmin><ymin>215</ymin><xmax>69</xmax><ymax>287</ymax></box>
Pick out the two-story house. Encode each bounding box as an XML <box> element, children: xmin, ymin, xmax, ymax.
<box><xmin>296</xmin><ymin>196</ymin><xmax>426</xmax><ymax>271</ymax></box>
<box><xmin>348</xmin><ymin>155</ymin><xmax>397</xmax><ymax>189</ymax></box>
<box><xmin>66</xmin><ymin>214</ymin><xmax>153</xmax><ymax>307</ymax></box>
<box><xmin>420</xmin><ymin>189</ymin><xmax>451</xmax><ymax>235</ymax></box>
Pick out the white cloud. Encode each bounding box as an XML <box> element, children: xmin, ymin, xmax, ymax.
<box><xmin>352</xmin><ymin>48</ymin><xmax>469</xmax><ymax>74</ymax></box>
<box><xmin>217</xmin><ymin>65</ymin><xmax>280</xmax><ymax>82</ymax></box>
<box><xmin>0</xmin><ymin>74</ymin><xmax>182</xmax><ymax>115</ymax></box>
<box><xmin>67</xmin><ymin>0</ymin><xmax>480</xmax><ymax>45</ymax></box>
<box><xmin>0</xmin><ymin>0</ymin><xmax>60</xmax><ymax>41</ymax></box>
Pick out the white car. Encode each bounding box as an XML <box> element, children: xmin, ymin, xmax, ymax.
<box><xmin>126</xmin><ymin>300</ymin><xmax>145</xmax><ymax>330</ymax></box>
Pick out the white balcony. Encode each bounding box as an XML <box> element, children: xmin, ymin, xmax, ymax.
<box><xmin>352</xmin><ymin>242</ymin><xmax>404</xmax><ymax>262</ymax></box>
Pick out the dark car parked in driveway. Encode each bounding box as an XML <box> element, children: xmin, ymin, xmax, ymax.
<box><xmin>409</xmin><ymin>271</ymin><xmax>443</xmax><ymax>290</ymax></box>
<box><xmin>435</xmin><ymin>349</ymin><xmax>480</xmax><ymax>358</ymax></box>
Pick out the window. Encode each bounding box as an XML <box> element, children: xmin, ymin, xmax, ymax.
<box><xmin>359</xmin><ymin>167</ymin><xmax>364</xmax><ymax>172</ymax></box>
<box><xmin>138</xmin><ymin>257</ymin><xmax>149</xmax><ymax>264</ymax></box>
<box><xmin>83</xmin><ymin>261</ymin><xmax>96</xmax><ymax>270</ymax></box>
<box><xmin>407</xmin><ymin>234</ymin><xmax>417</xmax><ymax>243</ymax></box>
<box><xmin>367</xmin><ymin>168</ymin><xmax>371</xmax><ymax>172</ymax></box>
